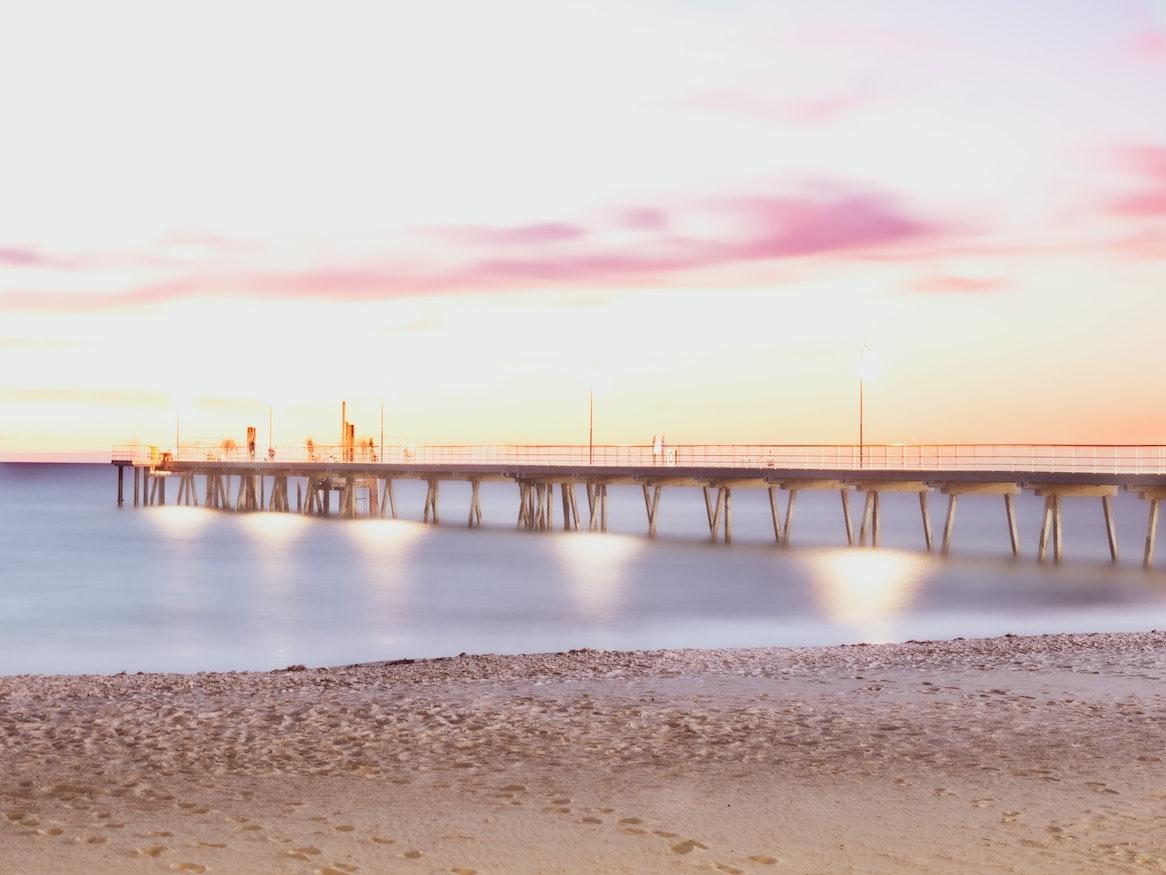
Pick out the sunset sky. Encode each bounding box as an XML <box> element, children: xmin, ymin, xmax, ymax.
<box><xmin>2</xmin><ymin>1</ymin><xmax>1165</xmax><ymax>460</ymax></box>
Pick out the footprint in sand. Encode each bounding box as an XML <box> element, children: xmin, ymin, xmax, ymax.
<box><xmin>579</xmin><ymin>817</ymin><xmax>603</xmax><ymax>825</ymax></box>
<box><xmin>198</xmin><ymin>842</ymin><xmax>226</xmax><ymax>849</ymax></box>
<box><xmin>334</xmin><ymin>825</ymin><xmax>355</xmax><ymax>832</ymax></box>
<box><xmin>747</xmin><ymin>855</ymin><xmax>778</xmax><ymax>865</ymax></box>
<box><xmin>170</xmin><ymin>865</ymin><xmax>207</xmax><ymax>873</ymax></box>
<box><xmin>85</xmin><ymin>836</ymin><xmax>109</xmax><ymax>844</ymax></box>
<box><xmin>500</xmin><ymin>784</ymin><xmax>525</xmax><ymax>793</ymax></box>
<box><xmin>618</xmin><ymin>817</ymin><xmax>642</xmax><ymax>825</ymax></box>
<box><xmin>371</xmin><ymin>837</ymin><xmax>395</xmax><ymax>845</ymax></box>
<box><xmin>286</xmin><ymin>846</ymin><xmax>323</xmax><ymax>861</ymax></box>
<box><xmin>670</xmin><ymin>839</ymin><xmax>709</xmax><ymax>855</ymax></box>
<box><xmin>402</xmin><ymin>849</ymin><xmax>422</xmax><ymax>859</ymax></box>
<box><xmin>1001</xmin><ymin>811</ymin><xmax>1023</xmax><ymax>825</ymax></box>
<box><xmin>450</xmin><ymin>869</ymin><xmax>477</xmax><ymax>875</ymax></box>
<box><xmin>135</xmin><ymin>847</ymin><xmax>168</xmax><ymax>858</ymax></box>
<box><xmin>714</xmin><ymin>865</ymin><xmax>743</xmax><ymax>874</ymax></box>
<box><xmin>549</xmin><ymin>797</ymin><xmax>570</xmax><ymax>805</ymax></box>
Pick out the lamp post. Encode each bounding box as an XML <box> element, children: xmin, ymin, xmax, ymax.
<box><xmin>858</xmin><ymin>345</ymin><xmax>871</xmax><ymax>469</ymax></box>
<box><xmin>588</xmin><ymin>361</ymin><xmax>597</xmax><ymax>465</ymax></box>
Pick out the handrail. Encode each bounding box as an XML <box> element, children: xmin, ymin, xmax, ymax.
<box><xmin>111</xmin><ymin>442</ymin><xmax>1166</xmax><ymax>475</ymax></box>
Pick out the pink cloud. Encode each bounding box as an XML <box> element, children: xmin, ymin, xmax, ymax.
<box><xmin>1110</xmin><ymin>146</ymin><xmax>1166</xmax><ymax>217</ymax></box>
<box><xmin>0</xmin><ymin>247</ymin><xmax>54</xmax><ymax>267</ymax></box>
<box><xmin>910</xmin><ymin>275</ymin><xmax>1006</xmax><ymax>294</ymax></box>
<box><xmin>1133</xmin><ymin>30</ymin><xmax>1166</xmax><ymax>61</ymax></box>
<box><xmin>617</xmin><ymin>208</ymin><xmax>669</xmax><ymax>231</ymax></box>
<box><xmin>0</xmin><ymin>185</ymin><xmax>944</xmax><ymax>311</ymax></box>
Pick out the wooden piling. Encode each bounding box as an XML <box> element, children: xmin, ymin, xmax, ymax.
<box><xmin>919</xmin><ymin>491</ymin><xmax>933</xmax><ymax>552</ymax></box>
<box><xmin>642</xmin><ymin>484</ymin><xmax>662</xmax><ymax>537</ymax></box>
<box><xmin>1101</xmin><ymin>495</ymin><xmax>1118</xmax><ymax>562</ymax></box>
<box><xmin>1004</xmin><ymin>493</ymin><xmax>1019</xmax><ymax>556</ymax></box>
<box><xmin>116</xmin><ymin>464</ymin><xmax>125</xmax><ymax>507</ymax></box>
<box><xmin>840</xmin><ymin>489</ymin><xmax>853</xmax><ymax>546</ymax></box>
<box><xmin>782</xmin><ymin>488</ymin><xmax>798</xmax><ymax>545</ymax></box>
<box><xmin>1146</xmin><ymin>499</ymin><xmax>1160</xmax><ymax>570</ymax></box>
<box><xmin>767</xmin><ymin>487</ymin><xmax>782</xmax><ymax>545</ymax></box>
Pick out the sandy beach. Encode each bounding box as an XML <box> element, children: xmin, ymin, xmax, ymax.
<box><xmin>2</xmin><ymin>632</ymin><xmax>1165</xmax><ymax>873</ymax></box>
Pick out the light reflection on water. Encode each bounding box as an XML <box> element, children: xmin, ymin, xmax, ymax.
<box><xmin>555</xmin><ymin>533</ymin><xmax>641</xmax><ymax>621</ymax></box>
<box><xmin>2</xmin><ymin>463</ymin><xmax>1165</xmax><ymax>674</ymax></box>
<box><xmin>806</xmin><ymin>550</ymin><xmax>927</xmax><ymax>641</ymax></box>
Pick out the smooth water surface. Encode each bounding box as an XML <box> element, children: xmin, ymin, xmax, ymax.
<box><xmin>1</xmin><ymin>463</ymin><xmax>1164</xmax><ymax>674</ymax></box>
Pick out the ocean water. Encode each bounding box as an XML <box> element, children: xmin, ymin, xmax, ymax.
<box><xmin>1</xmin><ymin>462</ymin><xmax>1164</xmax><ymax>675</ymax></box>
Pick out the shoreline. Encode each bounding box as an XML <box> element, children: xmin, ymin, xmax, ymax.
<box><xmin>3</xmin><ymin>632</ymin><xmax>1165</xmax><ymax>872</ymax></box>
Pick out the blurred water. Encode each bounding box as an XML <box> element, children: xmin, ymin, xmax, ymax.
<box><xmin>1</xmin><ymin>463</ymin><xmax>1164</xmax><ymax>675</ymax></box>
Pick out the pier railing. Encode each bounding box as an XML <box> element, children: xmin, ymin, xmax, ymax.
<box><xmin>111</xmin><ymin>443</ymin><xmax>1166</xmax><ymax>475</ymax></box>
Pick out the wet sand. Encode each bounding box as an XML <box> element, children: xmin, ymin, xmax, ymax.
<box><xmin>2</xmin><ymin>632</ymin><xmax>1165</xmax><ymax>873</ymax></box>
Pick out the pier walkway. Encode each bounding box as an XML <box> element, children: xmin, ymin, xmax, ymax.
<box><xmin>111</xmin><ymin>443</ymin><xmax>1166</xmax><ymax>569</ymax></box>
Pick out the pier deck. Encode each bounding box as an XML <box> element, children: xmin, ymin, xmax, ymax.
<box><xmin>111</xmin><ymin>443</ymin><xmax>1166</xmax><ymax>569</ymax></box>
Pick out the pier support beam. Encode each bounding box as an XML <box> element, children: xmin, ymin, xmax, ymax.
<box><xmin>116</xmin><ymin>463</ymin><xmax>126</xmax><ymax>507</ymax></box>
<box><xmin>851</xmin><ymin>481</ymin><xmax>931</xmax><ymax>550</ymax></box>
<box><xmin>1032</xmin><ymin>484</ymin><xmax>1118</xmax><ymax>564</ymax></box>
<box><xmin>782</xmin><ymin>488</ymin><xmax>798</xmax><ymax>545</ymax></box>
<box><xmin>1128</xmin><ymin>487</ymin><xmax>1166</xmax><ymax>570</ymax></box>
<box><xmin>702</xmin><ymin>485</ymin><xmax>733</xmax><ymax>543</ymax></box>
<box><xmin>468</xmin><ymin>480</ymin><xmax>483</xmax><ymax>528</ymax></box>
<box><xmin>133</xmin><ymin>466</ymin><xmax>140</xmax><ymax>507</ymax></box>
<box><xmin>423</xmin><ymin>479</ymin><xmax>440</xmax><ymax>524</ymax></box>
<box><xmin>1147</xmin><ymin>499</ymin><xmax>1161</xmax><ymax>571</ymax></box>
<box><xmin>641</xmin><ymin>484</ymin><xmax>662</xmax><ymax>537</ymax></box>
<box><xmin>840</xmin><ymin>489</ymin><xmax>853</xmax><ymax>546</ymax></box>
<box><xmin>586</xmin><ymin>482</ymin><xmax>608</xmax><ymax>532</ymax></box>
<box><xmin>767</xmin><ymin>487</ymin><xmax>782</xmax><ymax>544</ymax></box>
<box><xmin>934</xmin><ymin>482</ymin><xmax>1022</xmax><ymax>557</ymax></box>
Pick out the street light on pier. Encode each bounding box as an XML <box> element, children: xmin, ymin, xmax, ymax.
<box><xmin>858</xmin><ymin>345</ymin><xmax>873</xmax><ymax>468</ymax></box>
<box><xmin>589</xmin><ymin>361</ymin><xmax>597</xmax><ymax>465</ymax></box>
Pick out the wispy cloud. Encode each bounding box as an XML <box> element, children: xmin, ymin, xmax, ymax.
<box><xmin>0</xmin><ymin>185</ymin><xmax>944</xmax><ymax>312</ymax></box>
<box><xmin>1109</xmin><ymin>145</ymin><xmax>1166</xmax><ymax>217</ymax></box>
<box><xmin>910</xmin><ymin>275</ymin><xmax>1006</xmax><ymax>295</ymax></box>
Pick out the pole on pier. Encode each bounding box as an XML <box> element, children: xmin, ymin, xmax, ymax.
<box><xmin>133</xmin><ymin>466</ymin><xmax>140</xmax><ymax>507</ymax></box>
<box><xmin>116</xmin><ymin>464</ymin><xmax>125</xmax><ymax>506</ymax></box>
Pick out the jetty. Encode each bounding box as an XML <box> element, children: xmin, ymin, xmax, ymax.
<box><xmin>112</xmin><ymin>441</ymin><xmax>1166</xmax><ymax>569</ymax></box>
